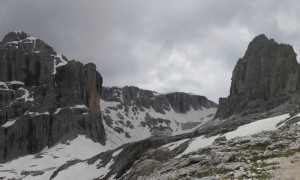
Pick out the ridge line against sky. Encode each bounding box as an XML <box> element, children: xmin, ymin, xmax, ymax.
<box><xmin>1</xmin><ymin>0</ymin><xmax>300</xmax><ymax>102</ymax></box>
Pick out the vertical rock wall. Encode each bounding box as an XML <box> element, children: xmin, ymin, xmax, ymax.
<box><xmin>216</xmin><ymin>34</ymin><xmax>300</xmax><ymax>119</ymax></box>
<box><xmin>0</xmin><ymin>31</ymin><xmax>106</xmax><ymax>162</ymax></box>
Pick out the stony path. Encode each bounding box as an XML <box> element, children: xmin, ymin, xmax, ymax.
<box><xmin>271</xmin><ymin>153</ymin><xmax>300</xmax><ymax>180</ymax></box>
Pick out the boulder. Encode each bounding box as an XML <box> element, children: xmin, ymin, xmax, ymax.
<box><xmin>189</xmin><ymin>155</ymin><xmax>206</xmax><ymax>163</ymax></box>
<box><xmin>221</xmin><ymin>152</ymin><xmax>236</xmax><ymax>163</ymax></box>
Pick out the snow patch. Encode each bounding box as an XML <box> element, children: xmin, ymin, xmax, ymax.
<box><xmin>8</xmin><ymin>81</ymin><xmax>24</xmax><ymax>85</ymax></box>
<box><xmin>26</xmin><ymin>36</ymin><xmax>37</xmax><ymax>41</ymax></box>
<box><xmin>70</xmin><ymin>105</ymin><xmax>88</xmax><ymax>109</ymax></box>
<box><xmin>25</xmin><ymin>111</ymin><xmax>50</xmax><ymax>116</ymax></box>
<box><xmin>1</xmin><ymin>118</ymin><xmax>18</xmax><ymax>128</ymax></box>
<box><xmin>162</xmin><ymin>138</ymin><xmax>189</xmax><ymax>151</ymax></box>
<box><xmin>112</xmin><ymin>148</ymin><xmax>123</xmax><ymax>157</ymax></box>
<box><xmin>0</xmin><ymin>81</ymin><xmax>24</xmax><ymax>91</ymax></box>
<box><xmin>54</xmin><ymin>108</ymin><xmax>63</xmax><ymax>114</ymax></box>
<box><xmin>0</xmin><ymin>81</ymin><xmax>8</xmax><ymax>89</ymax></box>
<box><xmin>52</xmin><ymin>53</ymin><xmax>68</xmax><ymax>75</ymax></box>
<box><xmin>17</xmin><ymin>87</ymin><xmax>34</xmax><ymax>102</ymax></box>
<box><xmin>225</xmin><ymin>114</ymin><xmax>289</xmax><ymax>139</ymax></box>
<box><xmin>0</xmin><ymin>135</ymin><xmax>114</xmax><ymax>180</ymax></box>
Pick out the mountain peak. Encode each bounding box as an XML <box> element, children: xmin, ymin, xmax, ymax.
<box><xmin>252</xmin><ymin>34</ymin><xmax>268</xmax><ymax>42</ymax></box>
<box><xmin>243</xmin><ymin>34</ymin><xmax>278</xmax><ymax>58</ymax></box>
<box><xmin>2</xmin><ymin>31</ymin><xmax>33</xmax><ymax>44</ymax></box>
<box><xmin>216</xmin><ymin>34</ymin><xmax>299</xmax><ymax>119</ymax></box>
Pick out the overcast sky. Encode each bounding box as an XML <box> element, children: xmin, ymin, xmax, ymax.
<box><xmin>1</xmin><ymin>0</ymin><xmax>300</xmax><ymax>102</ymax></box>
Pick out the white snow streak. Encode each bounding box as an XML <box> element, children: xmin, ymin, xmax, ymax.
<box><xmin>52</xmin><ymin>53</ymin><xmax>68</xmax><ymax>75</ymax></box>
<box><xmin>1</xmin><ymin>119</ymin><xmax>18</xmax><ymax>128</ymax></box>
<box><xmin>70</xmin><ymin>105</ymin><xmax>88</xmax><ymax>109</ymax></box>
<box><xmin>112</xmin><ymin>148</ymin><xmax>123</xmax><ymax>157</ymax></box>
<box><xmin>17</xmin><ymin>87</ymin><xmax>34</xmax><ymax>102</ymax></box>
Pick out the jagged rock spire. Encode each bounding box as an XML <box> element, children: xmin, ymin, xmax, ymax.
<box><xmin>215</xmin><ymin>34</ymin><xmax>300</xmax><ymax>119</ymax></box>
<box><xmin>2</xmin><ymin>31</ymin><xmax>30</xmax><ymax>44</ymax></box>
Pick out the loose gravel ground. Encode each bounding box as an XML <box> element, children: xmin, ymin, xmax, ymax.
<box><xmin>272</xmin><ymin>153</ymin><xmax>300</xmax><ymax>180</ymax></box>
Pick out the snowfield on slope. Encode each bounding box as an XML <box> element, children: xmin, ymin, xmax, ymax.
<box><xmin>0</xmin><ymin>135</ymin><xmax>117</xmax><ymax>180</ymax></box>
<box><xmin>175</xmin><ymin>113</ymin><xmax>290</xmax><ymax>157</ymax></box>
<box><xmin>101</xmin><ymin>98</ymin><xmax>217</xmax><ymax>146</ymax></box>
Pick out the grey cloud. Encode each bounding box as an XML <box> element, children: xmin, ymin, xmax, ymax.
<box><xmin>1</xmin><ymin>0</ymin><xmax>300</xmax><ymax>102</ymax></box>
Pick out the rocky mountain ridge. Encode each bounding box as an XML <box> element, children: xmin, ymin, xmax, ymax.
<box><xmin>0</xmin><ymin>31</ymin><xmax>105</xmax><ymax>163</ymax></box>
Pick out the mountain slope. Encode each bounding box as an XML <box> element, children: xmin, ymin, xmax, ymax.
<box><xmin>47</xmin><ymin>112</ymin><xmax>299</xmax><ymax>180</ymax></box>
<box><xmin>101</xmin><ymin>86</ymin><xmax>217</xmax><ymax>145</ymax></box>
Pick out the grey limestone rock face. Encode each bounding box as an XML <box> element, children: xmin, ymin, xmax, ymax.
<box><xmin>56</xmin><ymin>62</ymin><xmax>102</xmax><ymax>112</ymax></box>
<box><xmin>101</xmin><ymin>86</ymin><xmax>218</xmax><ymax>132</ymax></box>
<box><xmin>0</xmin><ymin>31</ymin><xmax>105</xmax><ymax>162</ymax></box>
<box><xmin>101</xmin><ymin>86</ymin><xmax>217</xmax><ymax>115</ymax></box>
<box><xmin>216</xmin><ymin>34</ymin><xmax>300</xmax><ymax>119</ymax></box>
<box><xmin>166</xmin><ymin>92</ymin><xmax>215</xmax><ymax>113</ymax></box>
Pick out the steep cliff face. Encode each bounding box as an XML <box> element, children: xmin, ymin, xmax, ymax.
<box><xmin>101</xmin><ymin>86</ymin><xmax>217</xmax><ymax>144</ymax></box>
<box><xmin>0</xmin><ymin>31</ymin><xmax>105</xmax><ymax>162</ymax></box>
<box><xmin>216</xmin><ymin>34</ymin><xmax>300</xmax><ymax>119</ymax></box>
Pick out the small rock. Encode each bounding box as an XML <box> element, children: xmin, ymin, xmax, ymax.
<box><xmin>199</xmin><ymin>176</ymin><xmax>218</xmax><ymax>180</ymax></box>
<box><xmin>234</xmin><ymin>171</ymin><xmax>243</xmax><ymax>179</ymax></box>
<box><xmin>213</xmin><ymin>136</ymin><xmax>227</xmax><ymax>145</ymax></box>
<box><xmin>189</xmin><ymin>155</ymin><xmax>206</xmax><ymax>163</ymax></box>
<box><xmin>222</xmin><ymin>152</ymin><xmax>235</xmax><ymax>163</ymax></box>
<box><xmin>261</xmin><ymin>138</ymin><xmax>272</xmax><ymax>146</ymax></box>
<box><xmin>264</xmin><ymin>150</ymin><xmax>272</xmax><ymax>157</ymax></box>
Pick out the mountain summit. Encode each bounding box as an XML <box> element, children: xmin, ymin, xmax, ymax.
<box><xmin>216</xmin><ymin>34</ymin><xmax>300</xmax><ymax>119</ymax></box>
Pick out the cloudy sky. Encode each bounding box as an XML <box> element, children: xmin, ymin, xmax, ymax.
<box><xmin>1</xmin><ymin>0</ymin><xmax>300</xmax><ymax>102</ymax></box>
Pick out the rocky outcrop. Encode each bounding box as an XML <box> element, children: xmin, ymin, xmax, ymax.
<box><xmin>0</xmin><ymin>31</ymin><xmax>105</xmax><ymax>162</ymax></box>
<box><xmin>216</xmin><ymin>34</ymin><xmax>300</xmax><ymax>119</ymax></box>
<box><xmin>56</xmin><ymin>62</ymin><xmax>102</xmax><ymax>112</ymax></box>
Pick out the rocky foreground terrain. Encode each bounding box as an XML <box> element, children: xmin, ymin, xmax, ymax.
<box><xmin>142</xmin><ymin>117</ymin><xmax>300</xmax><ymax>180</ymax></box>
<box><xmin>45</xmin><ymin>113</ymin><xmax>299</xmax><ymax>179</ymax></box>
